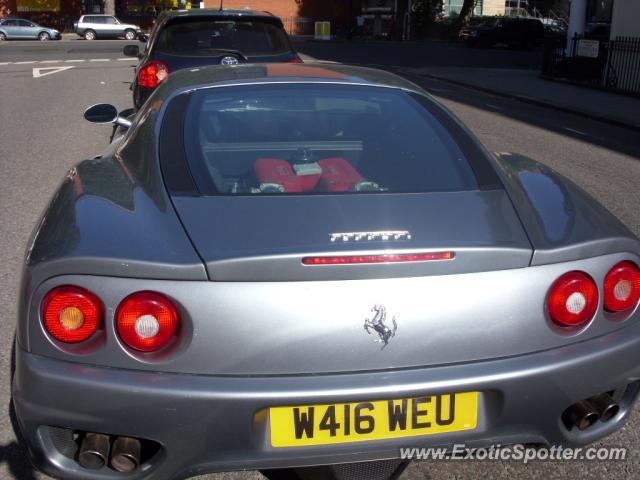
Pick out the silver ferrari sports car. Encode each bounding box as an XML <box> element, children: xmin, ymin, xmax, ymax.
<box><xmin>12</xmin><ymin>63</ymin><xmax>640</xmax><ymax>480</ymax></box>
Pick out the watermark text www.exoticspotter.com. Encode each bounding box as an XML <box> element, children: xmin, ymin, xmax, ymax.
<box><xmin>400</xmin><ymin>445</ymin><xmax>627</xmax><ymax>463</ymax></box>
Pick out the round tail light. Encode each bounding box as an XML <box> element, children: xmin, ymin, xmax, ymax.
<box><xmin>138</xmin><ymin>60</ymin><xmax>169</xmax><ymax>89</ymax></box>
<box><xmin>547</xmin><ymin>271</ymin><xmax>598</xmax><ymax>327</ymax></box>
<box><xmin>116</xmin><ymin>292</ymin><xmax>178</xmax><ymax>352</ymax></box>
<box><xmin>42</xmin><ymin>286</ymin><xmax>103</xmax><ymax>343</ymax></box>
<box><xmin>604</xmin><ymin>261</ymin><xmax>640</xmax><ymax>313</ymax></box>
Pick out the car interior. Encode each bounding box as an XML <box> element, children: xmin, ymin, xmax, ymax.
<box><xmin>188</xmin><ymin>87</ymin><xmax>476</xmax><ymax>195</ymax></box>
<box><xmin>159</xmin><ymin>21</ymin><xmax>289</xmax><ymax>56</ymax></box>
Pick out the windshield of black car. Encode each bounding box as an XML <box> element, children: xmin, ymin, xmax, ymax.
<box><xmin>156</xmin><ymin>19</ymin><xmax>291</xmax><ymax>56</ymax></box>
<box><xmin>181</xmin><ymin>84</ymin><xmax>479</xmax><ymax>195</ymax></box>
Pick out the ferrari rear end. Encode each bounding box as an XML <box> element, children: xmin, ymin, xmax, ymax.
<box><xmin>12</xmin><ymin>64</ymin><xmax>640</xmax><ymax>480</ymax></box>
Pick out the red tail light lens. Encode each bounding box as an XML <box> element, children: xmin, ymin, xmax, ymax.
<box><xmin>116</xmin><ymin>292</ymin><xmax>178</xmax><ymax>352</ymax></box>
<box><xmin>604</xmin><ymin>261</ymin><xmax>640</xmax><ymax>313</ymax></box>
<box><xmin>42</xmin><ymin>286</ymin><xmax>103</xmax><ymax>343</ymax></box>
<box><xmin>138</xmin><ymin>60</ymin><xmax>169</xmax><ymax>89</ymax></box>
<box><xmin>302</xmin><ymin>251</ymin><xmax>454</xmax><ymax>265</ymax></box>
<box><xmin>547</xmin><ymin>271</ymin><xmax>598</xmax><ymax>327</ymax></box>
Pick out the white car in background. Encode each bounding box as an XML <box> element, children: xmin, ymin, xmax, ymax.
<box><xmin>74</xmin><ymin>14</ymin><xmax>141</xmax><ymax>40</ymax></box>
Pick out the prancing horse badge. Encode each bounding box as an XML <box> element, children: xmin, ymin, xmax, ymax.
<box><xmin>364</xmin><ymin>305</ymin><xmax>397</xmax><ymax>349</ymax></box>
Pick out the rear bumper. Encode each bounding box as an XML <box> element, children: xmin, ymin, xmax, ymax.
<box><xmin>13</xmin><ymin>321</ymin><xmax>640</xmax><ymax>480</ymax></box>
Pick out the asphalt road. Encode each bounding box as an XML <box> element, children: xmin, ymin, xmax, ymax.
<box><xmin>1</xmin><ymin>38</ymin><xmax>640</xmax><ymax>480</ymax></box>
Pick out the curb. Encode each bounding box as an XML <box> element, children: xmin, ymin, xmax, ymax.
<box><xmin>418</xmin><ymin>73</ymin><xmax>640</xmax><ymax>133</ymax></box>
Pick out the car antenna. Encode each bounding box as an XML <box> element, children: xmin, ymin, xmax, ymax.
<box><xmin>219</xmin><ymin>0</ymin><xmax>223</xmax><ymax>11</ymax></box>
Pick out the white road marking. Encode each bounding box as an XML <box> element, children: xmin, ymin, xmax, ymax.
<box><xmin>32</xmin><ymin>66</ymin><xmax>75</xmax><ymax>78</ymax></box>
<box><xmin>564</xmin><ymin>127</ymin><xmax>587</xmax><ymax>136</ymax></box>
<box><xmin>0</xmin><ymin>58</ymin><xmax>138</xmax><ymax>66</ymax></box>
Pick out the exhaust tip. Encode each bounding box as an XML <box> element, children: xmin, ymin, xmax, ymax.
<box><xmin>600</xmin><ymin>403</ymin><xmax>620</xmax><ymax>422</ymax></box>
<box><xmin>589</xmin><ymin>393</ymin><xmax>620</xmax><ymax>422</ymax></box>
<box><xmin>110</xmin><ymin>437</ymin><xmax>141</xmax><ymax>473</ymax></box>
<box><xmin>565</xmin><ymin>400</ymin><xmax>599</xmax><ymax>431</ymax></box>
<box><xmin>78</xmin><ymin>433</ymin><xmax>110</xmax><ymax>470</ymax></box>
<box><xmin>576</xmin><ymin>411</ymin><xmax>599</xmax><ymax>430</ymax></box>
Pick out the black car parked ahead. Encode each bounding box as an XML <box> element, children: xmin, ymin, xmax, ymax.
<box><xmin>124</xmin><ymin>9</ymin><xmax>302</xmax><ymax>109</ymax></box>
<box><xmin>459</xmin><ymin>17</ymin><xmax>545</xmax><ymax>49</ymax></box>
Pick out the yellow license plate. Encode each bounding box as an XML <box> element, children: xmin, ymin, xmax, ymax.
<box><xmin>269</xmin><ymin>392</ymin><xmax>478</xmax><ymax>447</ymax></box>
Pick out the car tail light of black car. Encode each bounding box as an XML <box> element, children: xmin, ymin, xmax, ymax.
<box><xmin>138</xmin><ymin>60</ymin><xmax>170</xmax><ymax>89</ymax></box>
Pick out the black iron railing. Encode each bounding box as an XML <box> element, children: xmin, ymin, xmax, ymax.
<box><xmin>542</xmin><ymin>34</ymin><xmax>640</xmax><ymax>96</ymax></box>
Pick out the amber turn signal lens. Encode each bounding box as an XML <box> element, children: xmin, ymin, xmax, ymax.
<box><xmin>42</xmin><ymin>286</ymin><xmax>103</xmax><ymax>343</ymax></box>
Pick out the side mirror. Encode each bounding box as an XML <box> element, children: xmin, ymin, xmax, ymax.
<box><xmin>84</xmin><ymin>103</ymin><xmax>133</xmax><ymax>128</ymax></box>
<box><xmin>84</xmin><ymin>103</ymin><xmax>118</xmax><ymax>124</ymax></box>
<box><xmin>138</xmin><ymin>33</ymin><xmax>149</xmax><ymax>43</ymax></box>
<box><xmin>123</xmin><ymin>44</ymin><xmax>140</xmax><ymax>57</ymax></box>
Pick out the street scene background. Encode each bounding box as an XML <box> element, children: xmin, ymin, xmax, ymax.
<box><xmin>2</xmin><ymin>8</ymin><xmax>640</xmax><ymax>478</ymax></box>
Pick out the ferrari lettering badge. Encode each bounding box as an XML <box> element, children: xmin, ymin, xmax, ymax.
<box><xmin>330</xmin><ymin>230</ymin><xmax>411</xmax><ymax>242</ymax></box>
<box><xmin>364</xmin><ymin>305</ymin><xmax>397</xmax><ymax>348</ymax></box>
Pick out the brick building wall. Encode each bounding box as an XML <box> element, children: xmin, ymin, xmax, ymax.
<box><xmin>202</xmin><ymin>0</ymin><xmax>359</xmax><ymax>34</ymax></box>
<box><xmin>202</xmin><ymin>0</ymin><xmax>299</xmax><ymax>19</ymax></box>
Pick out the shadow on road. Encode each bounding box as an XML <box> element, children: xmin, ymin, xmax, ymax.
<box><xmin>2</xmin><ymin>400</ymin><xmax>36</xmax><ymax>480</ymax></box>
<box><xmin>5</xmin><ymin>337</ymin><xmax>37</xmax><ymax>479</ymax></box>
<box><xmin>0</xmin><ymin>440</ymin><xmax>37</xmax><ymax>480</ymax></box>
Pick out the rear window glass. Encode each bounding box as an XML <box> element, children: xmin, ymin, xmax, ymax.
<box><xmin>182</xmin><ymin>84</ymin><xmax>479</xmax><ymax>195</ymax></box>
<box><xmin>156</xmin><ymin>20</ymin><xmax>291</xmax><ymax>56</ymax></box>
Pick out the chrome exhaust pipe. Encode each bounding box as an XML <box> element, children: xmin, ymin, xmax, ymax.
<box><xmin>78</xmin><ymin>433</ymin><xmax>110</xmax><ymax>470</ymax></box>
<box><xmin>566</xmin><ymin>400</ymin><xmax>599</xmax><ymax>430</ymax></box>
<box><xmin>588</xmin><ymin>393</ymin><xmax>619</xmax><ymax>422</ymax></box>
<box><xmin>110</xmin><ymin>436</ymin><xmax>141</xmax><ymax>473</ymax></box>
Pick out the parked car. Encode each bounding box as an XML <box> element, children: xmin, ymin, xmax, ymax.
<box><xmin>123</xmin><ymin>8</ymin><xmax>301</xmax><ymax>109</ymax></box>
<box><xmin>12</xmin><ymin>62</ymin><xmax>640</xmax><ymax>480</ymax></box>
<box><xmin>460</xmin><ymin>16</ymin><xmax>545</xmax><ymax>49</ymax></box>
<box><xmin>0</xmin><ymin>17</ymin><xmax>61</xmax><ymax>41</ymax></box>
<box><xmin>74</xmin><ymin>14</ymin><xmax>141</xmax><ymax>40</ymax></box>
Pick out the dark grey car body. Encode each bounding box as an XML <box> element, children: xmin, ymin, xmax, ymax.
<box><xmin>12</xmin><ymin>64</ymin><xmax>640</xmax><ymax>480</ymax></box>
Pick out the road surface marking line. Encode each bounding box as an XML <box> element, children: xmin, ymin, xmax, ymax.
<box><xmin>564</xmin><ymin>127</ymin><xmax>587</xmax><ymax>136</ymax></box>
<box><xmin>15</xmin><ymin>61</ymin><xmax>36</xmax><ymax>64</ymax></box>
<box><xmin>0</xmin><ymin>62</ymin><xmax>11</xmax><ymax>65</ymax></box>
<box><xmin>33</xmin><ymin>66</ymin><xmax>75</xmax><ymax>78</ymax></box>
<box><xmin>118</xmin><ymin>57</ymin><xmax>135</xmax><ymax>61</ymax></box>
<box><xmin>90</xmin><ymin>58</ymin><xmax>110</xmax><ymax>62</ymax></box>
<box><xmin>65</xmin><ymin>59</ymin><xmax>85</xmax><ymax>63</ymax></box>
<box><xmin>40</xmin><ymin>60</ymin><xmax>63</xmax><ymax>64</ymax></box>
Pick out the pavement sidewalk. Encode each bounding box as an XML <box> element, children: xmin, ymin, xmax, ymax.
<box><xmin>401</xmin><ymin>66</ymin><xmax>640</xmax><ymax>131</ymax></box>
